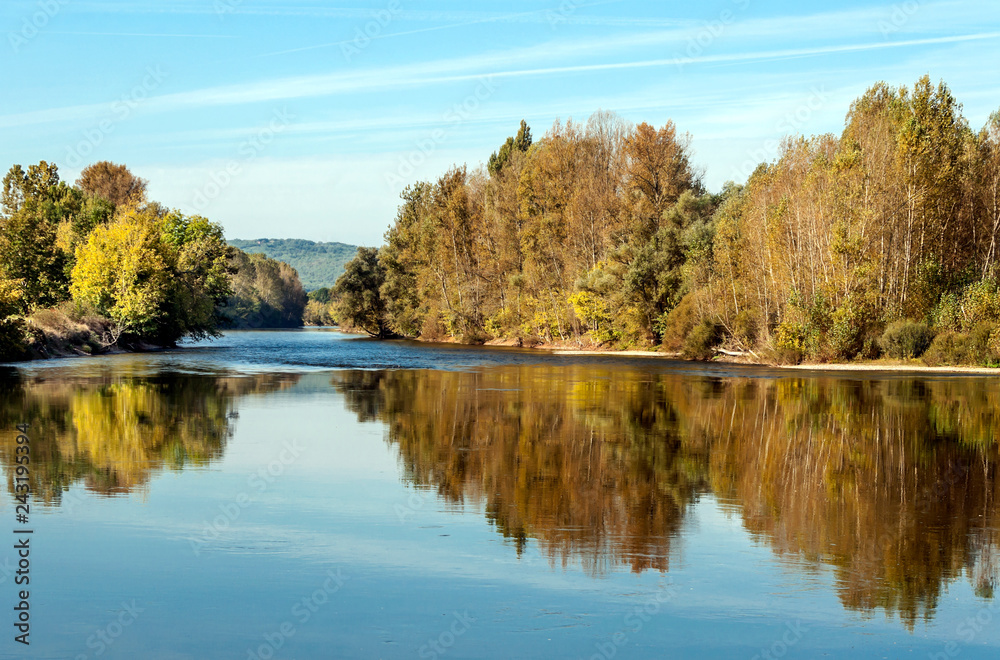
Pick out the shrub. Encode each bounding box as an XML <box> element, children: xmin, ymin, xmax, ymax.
<box><xmin>682</xmin><ymin>319</ymin><xmax>723</xmax><ymax>360</ymax></box>
<box><xmin>775</xmin><ymin>320</ymin><xmax>809</xmax><ymax>353</ymax></box>
<box><xmin>859</xmin><ymin>331</ymin><xmax>883</xmax><ymax>360</ymax></box>
<box><xmin>923</xmin><ymin>331</ymin><xmax>971</xmax><ymax>366</ymax></box>
<box><xmin>932</xmin><ymin>278</ymin><xmax>1000</xmax><ymax>333</ymax></box>
<box><xmin>775</xmin><ymin>291</ymin><xmax>830</xmax><ymax>359</ymax></box>
<box><xmin>0</xmin><ymin>278</ymin><xmax>27</xmax><ymax>360</ymax></box>
<box><xmin>518</xmin><ymin>333</ymin><xmax>542</xmax><ymax>348</ymax></box>
<box><xmin>0</xmin><ymin>315</ymin><xmax>27</xmax><ymax>361</ymax></box>
<box><xmin>931</xmin><ymin>292</ymin><xmax>962</xmax><ymax>331</ymax></box>
<box><xmin>969</xmin><ymin>321</ymin><xmax>999</xmax><ymax>366</ymax></box>
<box><xmin>989</xmin><ymin>327</ymin><xmax>1000</xmax><ymax>364</ymax></box>
<box><xmin>420</xmin><ymin>313</ymin><xmax>447</xmax><ymax>342</ymax></box>
<box><xmin>960</xmin><ymin>279</ymin><xmax>1000</xmax><ymax>329</ymax></box>
<box><xmin>569</xmin><ymin>290</ymin><xmax>617</xmax><ymax>343</ymax></box>
<box><xmin>827</xmin><ymin>297</ymin><xmax>878</xmax><ymax>361</ymax></box>
<box><xmin>879</xmin><ymin>320</ymin><xmax>935</xmax><ymax>359</ymax></box>
<box><xmin>764</xmin><ymin>344</ymin><xmax>804</xmax><ymax>365</ymax></box>
<box><xmin>460</xmin><ymin>327</ymin><xmax>488</xmax><ymax>345</ymax></box>
<box><xmin>657</xmin><ymin>293</ymin><xmax>700</xmax><ymax>352</ymax></box>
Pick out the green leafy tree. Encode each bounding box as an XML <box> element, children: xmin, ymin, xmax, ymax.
<box><xmin>221</xmin><ymin>250</ymin><xmax>306</xmax><ymax>328</ymax></box>
<box><xmin>0</xmin><ymin>162</ymin><xmax>102</xmax><ymax>308</ymax></box>
<box><xmin>488</xmin><ymin>120</ymin><xmax>533</xmax><ymax>177</ymax></box>
<box><xmin>334</xmin><ymin>247</ymin><xmax>392</xmax><ymax>338</ymax></box>
<box><xmin>1</xmin><ymin>161</ymin><xmax>60</xmax><ymax>216</ymax></box>
<box><xmin>161</xmin><ymin>213</ymin><xmax>234</xmax><ymax>338</ymax></box>
<box><xmin>308</xmin><ymin>287</ymin><xmax>332</xmax><ymax>304</ymax></box>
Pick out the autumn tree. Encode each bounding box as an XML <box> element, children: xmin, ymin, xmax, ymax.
<box><xmin>380</xmin><ymin>184</ymin><xmax>433</xmax><ymax>337</ymax></box>
<box><xmin>624</xmin><ymin>121</ymin><xmax>703</xmax><ymax>235</ymax></box>
<box><xmin>0</xmin><ymin>276</ymin><xmax>27</xmax><ymax>360</ymax></box>
<box><xmin>70</xmin><ymin>206</ymin><xmax>171</xmax><ymax>341</ymax></box>
<box><xmin>330</xmin><ymin>80</ymin><xmax>1000</xmax><ymax>363</ymax></box>
<box><xmin>975</xmin><ymin>111</ymin><xmax>1000</xmax><ymax>275</ymax></box>
<box><xmin>71</xmin><ymin>206</ymin><xmax>232</xmax><ymax>344</ymax></box>
<box><xmin>75</xmin><ymin>161</ymin><xmax>148</xmax><ymax>207</ymax></box>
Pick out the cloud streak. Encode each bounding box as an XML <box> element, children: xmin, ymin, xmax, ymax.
<box><xmin>60</xmin><ymin>0</ymin><xmax>681</xmax><ymax>27</ymax></box>
<box><xmin>3</xmin><ymin>28</ymin><xmax>996</xmax><ymax>131</ymax></box>
<box><xmin>44</xmin><ymin>31</ymin><xmax>237</xmax><ymax>38</ymax></box>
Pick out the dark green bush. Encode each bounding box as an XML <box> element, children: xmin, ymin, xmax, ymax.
<box><xmin>879</xmin><ymin>320</ymin><xmax>934</xmax><ymax>359</ymax></box>
<box><xmin>827</xmin><ymin>298</ymin><xmax>878</xmax><ymax>360</ymax></box>
<box><xmin>860</xmin><ymin>330</ymin><xmax>883</xmax><ymax>360</ymax></box>
<box><xmin>460</xmin><ymin>327</ymin><xmax>488</xmax><ymax>345</ymax></box>
<box><xmin>682</xmin><ymin>319</ymin><xmax>723</xmax><ymax>360</ymax></box>
<box><xmin>773</xmin><ymin>346</ymin><xmax>804</xmax><ymax>365</ymax></box>
<box><xmin>0</xmin><ymin>316</ymin><xmax>27</xmax><ymax>361</ymax></box>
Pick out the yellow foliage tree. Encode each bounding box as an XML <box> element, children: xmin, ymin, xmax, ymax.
<box><xmin>0</xmin><ymin>275</ymin><xmax>27</xmax><ymax>359</ymax></box>
<box><xmin>71</xmin><ymin>207</ymin><xmax>171</xmax><ymax>341</ymax></box>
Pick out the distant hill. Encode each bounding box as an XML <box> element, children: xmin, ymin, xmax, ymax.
<box><xmin>227</xmin><ymin>239</ymin><xmax>359</xmax><ymax>291</ymax></box>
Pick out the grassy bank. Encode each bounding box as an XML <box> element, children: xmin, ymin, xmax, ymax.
<box><xmin>3</xmin><ymin>304</ymin><xmax>168</xmax><ymax>361</ymax></box>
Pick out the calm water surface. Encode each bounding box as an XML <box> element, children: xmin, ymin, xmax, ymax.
<box><xmin>1</xmin><ymin>329</ymin><xmax>998</xmax><ymax>659</ymax></box>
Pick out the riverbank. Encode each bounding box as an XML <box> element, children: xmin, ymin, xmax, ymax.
<box><xmin>537</xmin><ymin>343</ymin><xmax>1000</xmax><ymax>373</ymax></box>
<box><xmin>1</xmin><ymin>308</ymin><xmax>173</xmax><ymax>362</ymax></box>
<box><xmin>17</xmin><ymin>325</ymin><xmax>1000</xmax><ymax>375</ymax></box>
<box><xmin>411</xmin><ymin>333</ymin><xmax>1000</xmax><ymax>374</ymax></box>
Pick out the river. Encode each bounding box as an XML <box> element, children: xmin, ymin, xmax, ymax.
<box><xmin>1</xmin><ymin>329</ymin><xmax>998</xmax><ymax>658</ymax></box>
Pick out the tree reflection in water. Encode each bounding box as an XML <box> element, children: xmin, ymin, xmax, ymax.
<box><xmin>333</xmin><ymin>368</ymin><xmax>1000</xmax><ymax>628</ymax></box>
<box><xmin>0</xmin><ymin>370</ymin><xmax>298</xmax><ymax>501</ymax></box>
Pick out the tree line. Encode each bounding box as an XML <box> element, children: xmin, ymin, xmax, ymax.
<box><xmin>335</xmin><ymin>77</ymin><xmax>1000</xmax><ymax>365</ymax></box>
<box><xmin>0</xmin><ymin>161</ymin><xmax>307</xmax><ymax>360</ymax></box>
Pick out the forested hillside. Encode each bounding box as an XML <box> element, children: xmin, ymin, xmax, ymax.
<box><xmin>335</xmin><ymin>77</ymin><xmax>1000</xmax><ymax>366</ymax></box>
<box><xmin>219</xmin><ymin>251</ymin><xmax>307</xmax><ymax>329</ymax></box>
<box><xmin>228</xmin><ymin>238</ymin><xmax>358</xmax><ymax>291</ymax></box>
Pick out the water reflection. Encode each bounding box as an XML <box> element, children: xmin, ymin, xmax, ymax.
<box><xmin>0</xmin><ymin>370</ymin><xmax>298</xmax><ymax>501</ymax></box>
<box><xmin>3</xmin><ymin>363</ymin><xmax>998</xmax><ymax>630</ymax></box>
<box><xmin>333</xmin><ymin>368</ymin><xmax>1000</xmax><ymax>628</ymax></box>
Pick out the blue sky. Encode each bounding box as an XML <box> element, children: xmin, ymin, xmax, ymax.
<box><xmin>2</xmin><ymin>0</ymin><xmax>1000</xmax><ymax>246</ymax></box>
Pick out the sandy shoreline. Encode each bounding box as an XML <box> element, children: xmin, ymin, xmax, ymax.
<box><xmin>321</xmin><ymin>328</ymin><xmax>1000</xmax><ymax>375</ymax></box>
<box><xmin>780</xmin><ymin>362</ymin><xmax>1000</xmax><ymax>374</ymax></box>
<box><xmin>532</xmin><ymin>345</ymin><xmax>1000</xmax><ymax>374</ymax></box>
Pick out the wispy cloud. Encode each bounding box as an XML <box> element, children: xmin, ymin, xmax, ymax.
<box><xmin>253</xmin><ymin>1</ymin><xmax>644</xmax><ymax>59</ymax></box>
<box><xmin>3</xmin><ymin>28</ymin><xmax>997</xmax><ymax>131</ymax></box>
<box><xmin>60</xmin><ymin>0</ymin><xmax>680</xmax><ymax>27</ymax></box>
<box><xmin>44</xmin><ymin>31</ymin><xmax>237</xmax><ymax>38</ymax></box>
